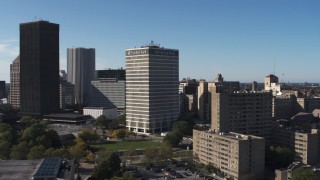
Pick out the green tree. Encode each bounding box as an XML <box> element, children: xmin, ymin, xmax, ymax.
<box><xmin>266</xmin><ymin>146</ymin><xmax>294</xmax><ymax>168</ymax></box>
<box><xmin>78</xmin><ymin>130</ymin><xmax>98</xmax><ymax>143</ymax></box>
<box><xmin>21</xmin><ymin>122</ymin><xmax>47</xmax><ymax>142</ymax></box>
<box><xmin>0</xmin><ymin>141</ymin><xmax>11</xmax><ymax>159</ymax></box>
<box><xmin>20</xmin><ymin>116</ymin><xmax>35</xmax><ymax>127</ymax></box>
<box><xmin>10</xmin><ymin>141</ymin><xmax>29</xmax><ymax>159</ymax></box>
<box><xmin>96</xmin><ymin>115</ymin><xmax>111</xmax><ymax>131</ymax></box>
<box><xmin>118</xmin><ymin>113</ymin><xmax>126</xmax><ymax>126</ymax></box>
<box><xmin>163</xmin><ymin>131</ymin><xmax>183</xmax><ymax>147</ymax></box>
<box><xmin>44</xmin><ymin>148</ymin><xmax>69</xmax><ymax>158</ymax></box>
<box><xmin>0</xmin><ymin>123</ymin><xmax>13</xmax><ymax>142</ymax></box>
<box><xmin>292</xmin><ymin>167</ymin><xmax>317</xmax><ymax>180</ymax></box>
<box><xmin>46</xmin><ymin>129</ymin><xmax>61</xmax><ymax>148</ymax></box>
<box><xmin>93</xmin><ymin>152</ymin><xmax>121</xmax><ymax>179</ymax></box>
<box><xmin>27</xmin><ymin>145</ymin><xmax>46</xmax><ymax>159</ymax></box>
<box><xmin>172</xmin><ymin>121</ymin><xmax>193</xmax><ymax>136</ymax></box>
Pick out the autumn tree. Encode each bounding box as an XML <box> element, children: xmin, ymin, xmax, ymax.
<box><xmin>78</xmin><ymin>129</ymin><xmax>99</xmax><ymax>143</ymax></box>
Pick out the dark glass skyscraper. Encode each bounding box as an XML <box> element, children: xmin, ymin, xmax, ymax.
<box><xmin>20</xmin><ymin>21</ymin><xmax>60</xmax><ymax>115</ymax></box>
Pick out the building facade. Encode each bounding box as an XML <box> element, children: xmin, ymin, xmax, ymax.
<box><xmin>91</xmin><ymin>80</ymin><xmax>125</xmax><ymax>110</ymax></box>
<box><xmin>125</xmin><ymin>43</ymin><xmax>179</xmax><ymax>133</ymax></box>
<box><xmin>83</xmin><ymin>107</ymin><xmax>117</xmax><ymax>119</ymax></box>
<box><xmin>273</xmin><ymin>127</ymin><xmax>320</xmax><ymax>165</ymax></box>
<box><xmin>211</xmin><ymin>91</ymin><xmax>273</xmax><ymax>140</ymax></box>
<box><xmin>96</xmin><ymin>69</ymin><xmax>125</xmax><ymax>81</ymax></box>
<box><xmin>60</xmin><ymin>78</ymin><xmax>75</xmax><ymax>109</ymax></box>
<box><xmin>20</xmin><ymin>21</ymin><xmax>60</xmax><ymax>115</ymax></box>
<box><xmin>0</xmin><ymin>81</ymin><xmax>5</xmax><ymax>99</ymax></box>
<box><xmin>198</xmin><ymin>80</ymin><xmax>208</xmax><ymax>121</ymax></box>
<box><xmin>193</xmin><ymin>130</ymin><xmax>265</xmax><ymax>180</ymax></box>
<box><xmin>67</xmin><ymin>48</ymin><xmax>95</xmax><ymax>105</ymax></box>
<box><xmin>9</xmin><ymin>55</ymin><xmax>20</xmax><ymax>108</ymax></box>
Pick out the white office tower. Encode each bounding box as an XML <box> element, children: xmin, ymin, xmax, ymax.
<box><xmin>125</xmin><ymin>42</ymin><xmax>179</xmax><ymax>134</ymax></box>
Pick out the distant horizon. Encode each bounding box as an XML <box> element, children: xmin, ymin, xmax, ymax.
<box><xmin>0</xmin><ymin>1</ymin><xmax>319</xmax><ymax>83</ymax></box>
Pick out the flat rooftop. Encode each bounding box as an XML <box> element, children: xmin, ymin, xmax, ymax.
<box><xmin>0</xmin><ymin>160</ymin><xmax>42</xmax><ymax>180</ymax></box>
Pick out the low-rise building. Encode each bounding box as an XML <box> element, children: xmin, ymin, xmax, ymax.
<box><xmin>83</xmin><ymin>107</ymin><xmax>117</xmax><ymax>119</ymax></box>
<box><xmin>193</xmin><ymin>129</ymin><xmax>265</xmax><ymax>180</ymax></box>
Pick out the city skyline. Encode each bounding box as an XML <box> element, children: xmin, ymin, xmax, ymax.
<box><xmin>0</xmin><ymin>0</ymin><xmax>319</xmax><ymax>83</ymax></box>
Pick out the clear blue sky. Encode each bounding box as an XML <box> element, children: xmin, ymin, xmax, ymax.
<box><xmin>0</xmin><ymin>0</ymin><xmax>319</xmax><ymax>83</ymax></box>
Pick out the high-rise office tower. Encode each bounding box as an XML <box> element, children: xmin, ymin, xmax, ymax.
<box><xmin>9</xmin><ymin>55</ymin><xmax>20</xmax><ymax>108</ymax></box>
<box><xmin>67</xmin><ymin>48</ymin><xmax>95</xmax><ymax>105</ymax></box>
<box><xmin>198</xmin><ymin>80</ymin><xmax>208</xmax><ymax>121</ymax></box>
<box><xmin>0</xmin><ymin>81</ymin><xmax>5</xmax><ymax>99</ymax></box>
<box><xmin>20</xmin><ymin>21</ymin><xmax>60</xmax><ymax>115</ymax></box>
<box><xmin>126</xmin><ymin>42</ymin><xmax>179</xmax><ymax>133</ymax></box>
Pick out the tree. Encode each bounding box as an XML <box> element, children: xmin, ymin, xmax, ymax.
<box><xmin>21</xmin><ymin>122</ymin><xmax>47</xmax><ymax>142</ymax></box>
<box><xmin>118</xmin><ymin>113</ymin><xmax>126</xmax><ymax>126</ymax></box>
<box><xmin>123</xmin><ymin>146</ymin><xmax>136</xmax><ymax>165</ymax></box>
<box><xmin>20</xmin><ymin>116</ymin><xmax>35</xmax><ymax>127</ymax></box>
<box><xmin>93</xmin><ymin>152</ymin><xmax>121</xmax><ymax>179</ymax></box>
<box><xmin>78</xmin><ymin>130</ymin><xmax>98</xmax><ymax>143</ymax></box>
<box><xmin>163</xmin><ymin>131</ymin><xmax>183</xmax><ymax>147</ymax></box>
<box><xmin>69</xmin><ymin>139</ymin><xmax>88</xmax><ymax>160</ymax></box>
<box><xmin>158</xmin><ymin>143</ymin><xmax>173</xmax><ymax>161</ymax></box>
<box><xmin>172</xmin><ymin>121</ymin><xmax>193</xmax><ymax>136</ymax></box>
<box><xmin>143</xmin><ymin>146</ymin><xmax>160</xmax><ymax>164</ymax></box>
<box><xmin>10</xmin><ymin>141</ymin><xmax>29</xmax><ymax>159</ymax></box>
<box><xmin>112</xmin><ymin>129</ymin><xmax>127</xmax><ymax>139</ymax></box>
<box><xmin>27</xmin><ymin>145</ymin><xmax>46</xmax><ymax>159</ymax></box>
<box><xmin>96</xmin><ymin>115</ymin><xmax>111</xmax><ymax>131</ymax></box>
<box><xmin>46</xmin><ymin>129</ymin><xmax>61</xmax><ymax>148</ymax></box>
<box><xmin>266</xmin><ymin>146</ymin><xmax>294</xmax><ymax>168</ymax></box>
<box><xmin>44</xmin><ymin>148</ymin><xmax>69</xmax><ymax>158</ymax></box>
<box><xmin>0</xmin><ymin>141</ymin><xmax>11</xmax><ymax>159</ymax></box>
<box><xmin>292</xmin><ymin>167</ymin><xmax>317</xmax><ymax>180</ymax></box>
<box><xmin>0</xmin><ymin>123</ymin><xmax>13</xmax><ymax>143</ymax></box>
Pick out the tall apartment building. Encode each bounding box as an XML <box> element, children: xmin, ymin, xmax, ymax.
<box><xmin>273</xmin><ymin>125</ymin><xmax>320</xmax><ymax>165</ymax></box>
<box><xmin>126</xmin><ymin>42</ymin><xmax>179</xmax><ymax>133</ymax></box>
<box><xmin>211</xmin><ymin>91</ymin><xmax>273</xmax><ymax>140</ymax></box>
<box><xmin>193</xmin><ymin>130</ymin><xmax>265</xmax><ymax>180</ymax></box>
<box><xmin>9</xmin><ymin>55</ymin><xmax>20</xmax><ymax>108</ymax></box>
<box><xmin>20</xmin><ymin>21</ymin><xmax>60</xmax><ymax>115</ymax></box>
<box><xmin>67</xmin><ymin>48</ymin><xmax>95</xmax><ymax>105</ymax></box>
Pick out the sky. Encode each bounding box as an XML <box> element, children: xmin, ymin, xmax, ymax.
<box><xmin>0</xmin><ymin>0</ymin><xmax>319</xmax><ymax>83</ymax></box>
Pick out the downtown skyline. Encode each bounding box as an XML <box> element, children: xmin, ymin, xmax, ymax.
<box><xmin>0</xmin><ymin>0</ymin><xmax>319</xmax><ymax>83</ymax></box>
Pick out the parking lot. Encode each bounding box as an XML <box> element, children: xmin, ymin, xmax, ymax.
<box><xmin>125</xmin><ymin>160</ymin><xmax>216</xmax><ymax>180</ymax></box>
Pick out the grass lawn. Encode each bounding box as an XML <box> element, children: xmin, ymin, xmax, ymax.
<box><xmin>91</xmin><ymin>140</ymin><xmax>163</xmax><ymax>151</ymax></box>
